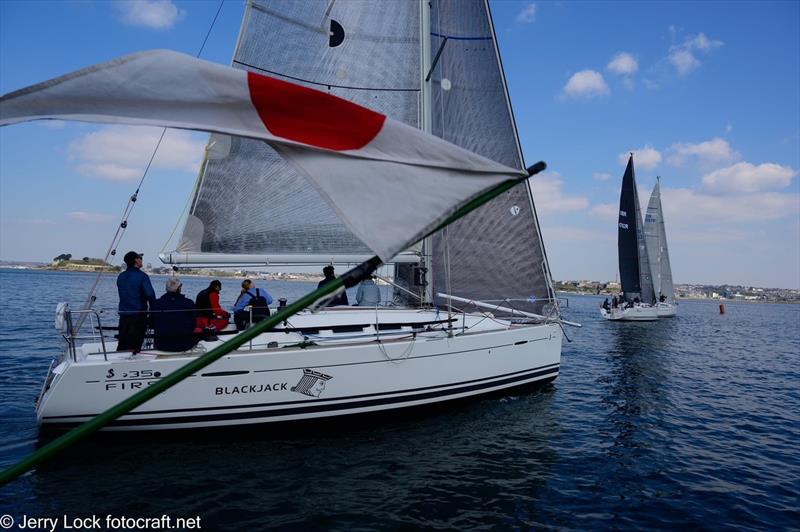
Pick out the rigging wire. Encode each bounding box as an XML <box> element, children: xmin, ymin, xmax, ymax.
<box><xmin>73</xmin><ymin>0</ymin><xmax>226</xmax><ymax>333</ymax></box>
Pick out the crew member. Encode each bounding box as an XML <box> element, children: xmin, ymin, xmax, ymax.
<box><xmin>152</xmin><ymin>278</ymin><xmax>197</xmax><ymax>352</ymax></box>
<box><xmin>317</xmin><ymin>265</ymin><xmax>349</xmax><ymax>306</ymax></box>
<box><xmin>116</xmin><ymin>251</ymin><xmax>156</xmax><ymax>353</ymax></box>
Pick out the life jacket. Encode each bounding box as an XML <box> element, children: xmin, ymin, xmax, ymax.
<box><xmin>195</xmin><ymin>288</ymin><xmax>213</xmax><ymax>318</ymax></box>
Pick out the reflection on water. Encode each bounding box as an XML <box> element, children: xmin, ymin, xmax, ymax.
<box><xmin>604</xmin><ymin>322</ymin><xmax>669</xmax><ymax>460</ymax></box>
<box><xmin>21</xmin><ymin>389</ymin><xmax>561</xmax><ymax>530</ymax></box>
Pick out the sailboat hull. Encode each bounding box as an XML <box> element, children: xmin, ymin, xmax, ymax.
<box><xmin>656</xmin><ymin>302</ymin><xmax>677</xmax><ymax>318</ymax></box>
<box><xmin>600</xmin><ymin>306</ymin><xmax>659</xmax><ymax>321</ymax></box>
<box><xmin>36</xmin><ymin>310</ymin><xmax>562</xmax><ymax>431</ymax></box>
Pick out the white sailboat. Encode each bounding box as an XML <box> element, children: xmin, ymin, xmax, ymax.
<box><xmin>601</xmin><ymin>154</ymin><xmax>658</xmax><ymax>321</ymax></box>
<box><xmin>644</xmin><ymin>177</ymin><xmax>677</xmax><ymax>318</ymax></box>
<box><xmin>2</xmin><ymin>1</ymin><xmax>567</xmax><ymax>431</ymax></box>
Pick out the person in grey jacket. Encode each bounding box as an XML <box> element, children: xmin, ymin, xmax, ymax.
<box><xmin>355</xmin><ymin>276</ymin><xmax>381</xmax><ymax>306</ymax></box>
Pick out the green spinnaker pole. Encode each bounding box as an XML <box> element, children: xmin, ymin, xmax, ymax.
<box><xmin>0</xmin><ymin>165</ymin><xmax>543</xmax><ymax>486</ymax></box>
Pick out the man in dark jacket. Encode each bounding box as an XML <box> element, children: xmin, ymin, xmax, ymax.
<box><xmin>151</xmin><ymin>278</ymin><xmax>197</xmax><ymax>352</ymax></box>
<box><xmin>317</xmin><ymin>265</ymin><xmax>349</xmax><ymax>306</ymax></box>
<box><xmin>116</xmin><ymin>250</ymin><xmax>156</xmax><ymax>353</ymax></box>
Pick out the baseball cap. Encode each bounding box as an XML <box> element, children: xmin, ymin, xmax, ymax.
<box><xmin>123</xmin><ymin>251</ymin><xmax>143</xmax><ymax>266</ymax></box>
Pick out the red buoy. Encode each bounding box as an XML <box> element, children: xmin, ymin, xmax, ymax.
<box><xmin>719</xmin><ymin>304</ymin><xmax>726</xmax><ymax>314</ymax></box>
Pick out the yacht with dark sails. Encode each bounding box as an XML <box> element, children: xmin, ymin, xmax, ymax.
<box><xmin>601</xmin><ymin>154</ymin><xmax>658</xmax><ymax>321</ymax></box>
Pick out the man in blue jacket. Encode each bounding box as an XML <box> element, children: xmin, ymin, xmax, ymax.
<box><xmin>116</xmin><ymin>251</ymin><xmax>156</xmax><ymax>353</ymax></box>
<box><xmin>152</xmin><ymin>278</ymin><xmax>197</xmax><ymax>352</ymax></box>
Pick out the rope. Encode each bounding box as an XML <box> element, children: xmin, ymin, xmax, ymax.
<box><xmin>377</xmin><ymin>332</ymin><xmax>416</xmax><ymax>363</ymax></box>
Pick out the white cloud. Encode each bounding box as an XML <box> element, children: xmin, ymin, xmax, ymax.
<box><xmin>607</xmin><ymin>52</ymin><xmax>638</xmax><ymax>75</ymax></box>
<box><xmin>562</xmin><ymin>70</ymin><xmax>609</xmax><ymax>99</ymax></box>
<box><xmin>531</xmin><ymin>172</ymin><xmax>590</xmax><ymax>214</ymax></box>
<box><xmin>667</xmin><ymin>137</ymin><xmax>740</xmax><ymax>167</ymax></box>
<box><xmin>685</xmin><ymin>33</ymin><xmax>724</xmax><ymax>52</ymax></box>
<box><xmin>589</xmin><ymin>203</ymin><xmax>618</xmax><ymax>221</ymax></box>
<box><xmin>593</xmin><ymin>172</ymin><xmax>612</xmax><ymax>181</ymax></box>
<box><xmin>68</xmin><ymin>126</ymin><xmax>205</xmax><ymax>182</ymax></box>
<box><xmin>668</xmin><ymin>32</ymin><xmax>723</xmax><ymax>76</ymax></box>
<box><xmin>77</xmin><ymin>163</ymin><xmax>142</xmax><ymax>181</ymax></box>
<box><xmin>66</xmin><ymin>212</ymin><xmax>116</xmax><ymax>223</ymax></box>
<box><xmin>662</xmin><ymin>187</ymin><xmax>799</xmax><ymax>223</ymax></box>
<box><xmin>516</xmin><ymin>3</ymin><xmax>537</xmax><ymax>23</ymax></box>
<box><xmin>539</xmin><ymin>226</ymin><xmax>613</xmax><ymax>243</ymax></box>
<box><xmin>669</xmin><ymin>226</ymin><xmax>757</xmax><ymax>245</ymax></box>
<box><xmin>669</xmin><ymin>49</ymin><xmax>700</xmax><ymax>76</ymax></box>
<box><xmin>115</xmin><ymin>0</ymin><xmax>185</xmax><ymax>30</ymax></box>
<box><xmin>618</xmin><ymin>145</ymin><xmax>662</xmax><ymax>170</ymax></box>
<box><xmin>701</xmin><ymin>162</ymin><xmax>797</xmax><ymax>194</ymax></box>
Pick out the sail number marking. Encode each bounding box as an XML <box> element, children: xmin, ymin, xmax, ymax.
<box><xmin>105</xmin><ymin>368</ymin><xmax>162</xmax><ymax>380</ymax></box>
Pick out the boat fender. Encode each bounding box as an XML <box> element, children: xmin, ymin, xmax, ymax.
<box><xmin>54</xmin><ymin>302</ymin><xmax>70</xmax><ymax>332</ymax></box>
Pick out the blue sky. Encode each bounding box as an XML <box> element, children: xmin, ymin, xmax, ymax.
<box><xmin>1</xmin><ymin>0</ymin><xmax>798</xmax><ymax>288</ymax></box>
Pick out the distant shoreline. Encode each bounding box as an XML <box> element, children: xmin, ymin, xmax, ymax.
<box><xmin>559</xmin><ymin>292</ymin><xmax>799</xmax><ymax>305</ymax></box>
<box><xmin>1</xmin><ymin>266</ymin><xmax>796</xmax><ymax>297</ymax></box>
<box><xmin>0</xmin><ymin>266</ymin><xmax>323</xmax><ymax>283</ymax></box>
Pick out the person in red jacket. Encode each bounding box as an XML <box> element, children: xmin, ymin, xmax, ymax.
<box><xmin>195</xmin><ymin>280</ymin><xmax>230</xmax><ymax>332</ymax></box>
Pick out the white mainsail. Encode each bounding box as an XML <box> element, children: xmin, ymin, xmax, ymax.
<box><xmin>644</xmin><ymin>178</ymin><xmax>675</xmax><ymax>301</ymax></box>
<box><xmin>174</xmin><ymin>0</ymin><xmax>555</xmax><ymax>315</ymax></box>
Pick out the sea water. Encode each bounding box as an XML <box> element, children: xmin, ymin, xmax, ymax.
<box><xmin>0</xmin><ymin>269</ymin><xmax>798</xmax><ymax>530</ymax></box>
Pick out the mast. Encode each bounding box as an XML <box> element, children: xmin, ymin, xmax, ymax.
<box><xmin>419</xmin><ymin>0</ymin><xmax>434</xmax><ymax>304</ymax></box>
